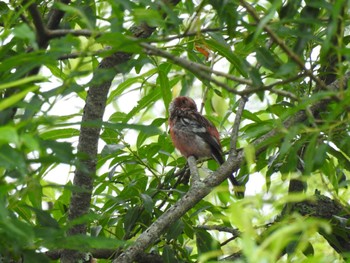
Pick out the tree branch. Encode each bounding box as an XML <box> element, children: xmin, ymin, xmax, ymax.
<box><xmin>26</xmin><ymin>2</ymin><xmax>49</xmax><ymax>48</ymax></box>
<box><xmin>229</xmin><ymin>96</ymin><xmax>248</xmax><ymax>155</ymax></box>
<box><xmin>48</xmin><ymin>28</ymin><xmax>99</xmax><ymax>38</ymax></box>
<box><xmin>196</xmin><ymin>225</ymin><xmax>241</xmax><ymax>237</ymax></box>
<box><xmin>115</xmin><ymin>72</ymin><xmax>350</xmax><ymax>263</ymax></box>
<box><xmin>187</xmin><ymin>156</ymin><xmax>201</xmax><ymax>184</ymax></box>
<box><xmin>45</xmin><ymin>249</ymin><xmax>163</xmax><ymax>262</ymax></box>
<box><xmin>46</xmin><ymin>0</ymin><xmax>71</xmax><ymax>29</ymax></box>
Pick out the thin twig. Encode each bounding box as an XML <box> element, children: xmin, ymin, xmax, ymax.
<box><xmin>48</xmin><ymin>28</ymin><xmax>99</xmax><ymax>38</ymax></box>
<box><xmin>221</xmin><ymin>236</ymin><xmax>238</xmax><ymax>247</ymax></box>
<box><xmin>196</xmin><ymin>224</ymin><xmax>241</xmax><ymax>236</ymax></box>
<box><xmin>149</xmin><ymin>28</ymin><xmax>222</xmax><ymax>43</ymax></box>
<box><xmin>265</xmin><ymin>73</ymin><xmax>306</xmax><ymax>89</ymax></box>
<box><xmin>230</xmin><ymin>97</ymin><xmax>248</xmax><ymax>155</ymax></box>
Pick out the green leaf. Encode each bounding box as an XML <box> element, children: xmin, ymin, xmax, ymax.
<box><xmin>140</xmin><ymin>193</ymin><xmax>154</xmax><ymax>214</ymax></box>
<box><xmin>58</xmin><ymin>235</ymin><xmax>125</xmax><ymax>250</ymax></box>
<box><xmin>0</xmin><ymin>85</ymin><xmax>39</xmax><ymax>111</ymax></box>
<box><xmin>39</xmin><ymin>140</ymin><xmax>74</xmax><ymax>164</ymax></box>
<box><xmin>124</xmin><ymin>206</ymin><xmax>141</xmax><ymax>234</ymax></box>
<box><xmin>132</xmin><ymin>8</ymin><xmax>164</xmax><ymax>27</ymax></box>
<box><xmin>166</xmin><ymin>219</ymin><xmax>184</xmax><ymax>241</ymax></box>
<box><xmin>29</xmin><ymin>207</ymin><xmax>59</xmax><ymax>228</ymax></box>
<box><xmin>0</xmin><ymin>1</ymin><xmax>9</xmax><ymax>17</ymax></box>
<box><xmin>107</xmin><ymin>68</ymin><xmax>158</xmax><ymax>104</ymax></box>
<box><xmin>0</xmin><ymin>126</ymin><xmax>19</xmax><ymax>146</ymax></box>
<box><xmin>304</xmin><ymin>135</ymin><xmax>318</xmax><ymax>175</ymax></box>
<box><xmin>241</xmin><ymin>109</ymin><xmax>262</xmax><ymax>123</ymax></box>
<box><xmin>0</xmin><ymin>144</ymin><xmax>26</xmax><ymax>176</ymax></box>
<box><xmin>241</xmin><ymin>120</ymin><xmax>274</xmax><ymax>140</ymax></box>
<box><xmin>195</xmin><ymin>229</ymin><xmax>220</xmax><ymax>260</ymax></box>
<box><xmin>104</xmin><ymin>122</ymin><xmax>161</xmax><ymax>136</ymax></box>
<box><xmin>206</xmin><ymin>34</ymin><xmax>248</xmax><ymax>77</ymax></box>
<box><xmin>12</xmin><ymin>23</ymin><xmax>36</xmax><ymax>46</ymax></box>
<box><xmin>163</xmin><ymin>244</ymin><xmax>177</xmax><ymax>263</ymax></box>
<box><xmin>27</xmin><ymin>180</ymin><xmax>43</xmax><ymax>209</ymax></box>
<box><xmin>158</xmin><ymin>63</ymin><xmax>172</xmax><ymax>113</ymax></box>
<box><xmin>40</xmin><ymin>128</ymin><xmax>80</xmax><ymax>140</ymax></box>
<box><xmin>256</xmin><ymin>47</ymin><xmax>281</xmax><ymax>71</ymax></box>
<box><xmin>101</xmin><ymin>144</ymin><xmax>126</xmax><ymax>156</ymax></box>
<box><xmin>124</xmin><ymin>88</ymin><xmax>162</xmax><ymax>122</ymax></box>
<box><xmin>22</xmin><ymin>251</ymin><xmax>50</xmax><ymax>263</ymax></box>
<box><xmin>328</xmin><ymin>146</ymin><xmax>350</xmax><ymax>171</ymax></box>
<box><xmin>97</xmin><ymin>32</ymin><xmax>142</xmax><ymax>53</ymax></box>
<box><xmin>54</xmin><ymin>2</ymin><xmax>95</xmax><ymax>29</ymax></box>
<box><xmin>0</xmin><ymin>75</ymin><xmax>46</xmax><ymax>90</ymax></box>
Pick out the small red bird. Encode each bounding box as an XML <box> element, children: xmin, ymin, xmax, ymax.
<box><xmin>168</xmin><ymin>96</ymin><xmax>241</xmax><ymax>190</ymax></box>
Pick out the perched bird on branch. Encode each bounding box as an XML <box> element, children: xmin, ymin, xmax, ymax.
<box><xmin>168</xmin><ymin>96</ymin><xmax>242</xmax><ymax>196</ymax></box>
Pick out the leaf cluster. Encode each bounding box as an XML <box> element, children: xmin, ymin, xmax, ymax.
<box><xmin>0</xmin><ymin>0</ymin><xmax>350</xmax><ymax>262</ymax></box>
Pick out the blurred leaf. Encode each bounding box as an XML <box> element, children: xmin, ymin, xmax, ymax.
<box><xmin>206</xmin><ymin>35</ymin><xmax>248</xmax><ymax>77</ymax></box>
<box><xmin>0</xmin><ymin>75</ymin><xmax>46</xmax><ymax>90</ymax></box>
<box><xmin>256</xmin><ymin>47</ymin><xmax>281</xmax><ymax>71</ymax></box>
<box><xmin>241</xmin><ymin>109</ymin><xmax>262</xmax><ymax>123</ymax></box>
<box><xmin>158</xmin><ymin>62</ymin><xmax>172</xmax><ymax>113</ymax></box>
<box><xmin>97</xmin><ymin>32</ymin><xmax>142</xmax><ymax>53</ymax></box>
<box><xmin>107</xmin><ymin>68</ymin><xmax>158</xmax><ymax>104</ymax></box>
<box><xmin>55</xmin><ymin>2</ymin><xmax>95</xmax><ymax>29</ymax></box>
<box><xmin>0</xmin><ymin>85</ymin><xmax>39</xmax><ymax>111</ymax></box>
<box><xmin>166</xmin><ymin>219</ymin><xmax>184</xmax><ymax>241</ymax></box>
<box><xmin>303</xmin><ymin>135</ymin><xmax>318</xmax><ymax>175</ymax></box>
<box><xmin>57</xmin><ymin>235</ymin><xmax>125</xmax><ymax>250</ymax></box>
<box><xmin>133</xmin><ymin>8</ymin><xmax>164</xmax><ymax>27</ymax></box>
<box><xmin>101</xmin><ymin>144</ymin><xmax>126</xmax><ymax>156</ymax></box>
<box><xmin>22</xmin><ymin>250</ymin><xmax>50</xmax><ymax>263</ymax></box>
<box><xmin>12</xmin><ymin>23</ymin><xmax>36</xmax><ymax>46</ymax></box>
<box><xmin>40</xmin><ymin>128</ymin><xmax>80</xmax><ymax>140</ymax></box>
<box><xmin>39</xmin><ymin>140</ymin><xmax>74</xmax><ymax>164</ymax></box>
<box><xmin>163</xmin><ymin>244</ymin><xmax>177</xmax><ymax>263</ymax></box>
<box><xmin>124</xmin><ymin>88</ymin><xmax>162</xmax><ymax>122</ymax></box>
<box><xmin>140</xmin><ymin>193</ymin><xmax>154</xmax><ymax>214</ymax></box>
<box><xmin>104</xmin><ymin>122</ymin><xmax>161</xmax><ymax>135</ymax></box>
<box><xmin>124</xmin><ymin>206</ymin><xmax>142</xmax><ymax>234</ymax></box>
<box><xmin>0</xmin><ymin>126</ymin><xmax>19</xmax><ymax>146</ymax></box>
<box><xmin>27</xmin><ymin>180</ymin><xmax>43</xmax><ymax>209</ymax></box>
<box><xmin>29</xmin><ymin>207</ymin><xmax>60</xmax><ymax>228</ymax></box>
<box><xmin>195</xmin><ymin>229</ymin><xmax>220</xmax><ymax>260</ymax></box>
<box><xmin>0</xmin><ymin>144</ymin><xmax>26</xmax><ymax>176</ymax></box>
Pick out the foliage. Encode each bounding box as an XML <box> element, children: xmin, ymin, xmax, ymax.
<box><xmin>0</xmin><ymin>0</ymin><xmax>350</xmax><ymax>262</ymax></box>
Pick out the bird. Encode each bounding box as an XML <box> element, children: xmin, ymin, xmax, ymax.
<box><xmin>168</xmin><ymin>96</ymin><xmax>242</xmax><ymax>195</ymax></box>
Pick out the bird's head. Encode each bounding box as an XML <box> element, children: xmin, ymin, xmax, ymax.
<box><xmin>169</xmin><ymin>96</ymin><xmax>197</xmax><ymax>114</ymax></box>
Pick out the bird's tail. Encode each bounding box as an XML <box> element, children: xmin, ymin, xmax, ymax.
<box><xmin>229</xmin><ymin>174</ymin><xmax>244</xmax><ymax>198</ymax></box>
<box><xmin>213</xmin><ymin>152</ymin><xmax>244</xmax><ymax>198</ymax></box>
